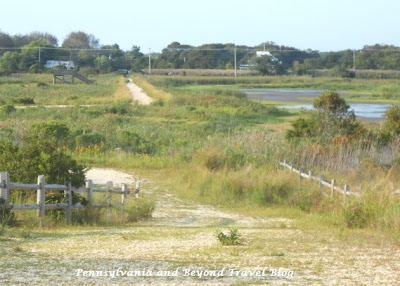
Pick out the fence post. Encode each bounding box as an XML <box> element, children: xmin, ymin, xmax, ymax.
<box><xmin>135</xmin><ymin>181</ymin><xmax>140</xmax><ymax>198</ymax></box>
<box><xmin>121</xmin><ymin>184</ymin><xmax>128</xmax><ymax>216</ymax></box>
<box><xmin>344</xmin><ymin>184</ymin><xmax>350</xmax><ymax>195</ymax></box>
<box><xmin>344</xmin><ymin>184</ymin><xmax>350</xmax><ymax>204</ymax></box>
<box><xmin>37</xmin><ymin>175</ymin><xmax>45</xmax><ymax>221</ymax></box>
<box><xmin>0</xmin><ymin>172</ymin><xmax>10</xmax><ymax>209</ymax></box>
<box><xmin>283</xmin><ymin>159</ymin><xmax>287</xmax><ymax>169</ymax></box>
<box><xmin>107</xmin><ymin>181</ymin><xmax>113</xmax><ymax>219</ymax></box>
<box><xmin>66</xmin><ymin>182</ymin><xmax>72</xmax><ymax>224</ymax></box>
<box><xmin>86</xmin><ymin>180</ymin><xmax>93</xmax><ymax>206</ymax></box>
<box><xmin>331</xmin><ymin>179</ymin><xmax>335</xmax><ymax>198</ymax></box>
<box><xmin>308</xmin><ymin>170</ymin><xmax>313</xmax><ymax>179</ymax></box>
<box><xmin>299</xmin><ymin>168</ymin><xmax>303</xmax><ymax>180</ymax></box>
<box><xmin>319</xmin><ymin>174</ymin><xmax>325</xmax><ymax>190</ymax></box>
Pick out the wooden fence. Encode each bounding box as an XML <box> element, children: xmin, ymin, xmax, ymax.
<box><xmin>280</xmin><ymin>160</ymin><xmax>400</xmax><ymax>198</ymax></box>
<box><xmin>0</xmin><ymin>171</ymin><xmax>140</xmax><ymax>223</ymax></box>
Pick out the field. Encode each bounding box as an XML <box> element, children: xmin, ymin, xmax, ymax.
<box><xmin>1</xmin><ymin>73</ymin><xmax>400</xmax><ymax>285</ymax></box>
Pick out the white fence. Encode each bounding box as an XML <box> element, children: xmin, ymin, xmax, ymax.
<box><xmin>280</xmin><ymin>160</ymin><xmax>400</xmax><ymax>198</ymax></box>
<box><xmin>0</xmin><ymin>171</ymin><xmax>140</xmax><ymax>223</ymax></box>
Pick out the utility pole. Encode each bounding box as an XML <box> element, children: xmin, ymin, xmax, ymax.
<box><xmin>234</xmin><ymin>46</ymin><xmax>237</xmax><ymax>78</ymax></box>
<box><xmin>38</xmin><ymin>47</ymin><xmax>41</xmax><ymax>63</ymax></box>
<box><xmin>353</xmin><ymin>49</ymin><xmax>356</xmax><ymax>71</ymax></box>
<box><xmin>148</xmin><ymin>48</ymin><xmax>151</xmax><ymax>75</ymax></box>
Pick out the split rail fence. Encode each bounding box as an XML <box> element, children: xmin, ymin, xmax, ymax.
<box><xmin>0</xmin><ymin>171</ymin><xmax>140</xmax><ymax>223</ymax></box>
<box><xmin>280</xmin><ymin>160</ymin><xmax>400</xmax><ymax>199</ymax></box>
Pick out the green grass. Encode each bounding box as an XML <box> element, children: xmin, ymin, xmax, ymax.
<box><xmin>0</xmin><ymin>73</ymin><xmax>131</xmax><ymax>105</ymax></box>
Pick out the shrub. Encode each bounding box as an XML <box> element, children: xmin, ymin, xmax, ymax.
<box><xmin>105</xmin><ymin>103</ymin><xmax>131</xmax><ymax>115</ymax></box>
<box><xmin>383</xmin><ymin>105</ymin><xmax>400</xmax><ymax>136</ymax></box>
<box><xmin>2</xmin><ymin>105</ymin><xmax>16</xmax><ymax>115</ymax></box>
<box><xmin>216</xmin><ymin>228</ymin><xmax>242</xmax><ymax>245</ymax></box>
<box><xmin>12</xmin><ymin>97</ymin><xmax>35</xmax><ymax>105</ymax></box>
<box><xmin>75</xmin><ymin>133</ymin><xmax>105</xmax><ymax>147</ymax></box>
<box><xmin>0</xmin><ymin>138</ymin><xmax>86</xmax><ymax>188</ymax></box>
<box><xmin>123</xmin><ymin>199</ymin><xmax>155</xmax><ymax>222</ymax></box>
<box><xmin>0</xmin><ymin>198</ymin><xmax>17</xmax><ymax>226</ymax></box>
<box><xmin>116</xmin><ymin>130</ymin><xmax>156</xmax><ymax>154</ymax></box>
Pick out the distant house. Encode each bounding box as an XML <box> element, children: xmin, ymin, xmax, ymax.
<box><xmin>256</xmin><ymin>51</ymin><xmax>279</xmax><ymax>62</ymax></box>
<box><xmin>44</xmin><ymin>60</ymin><xmax>75</xmax><ymax>69</ymax></box>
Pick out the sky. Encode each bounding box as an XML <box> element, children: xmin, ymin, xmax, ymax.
<box><xmin>1</xmin><ymin>0</ymin><xmax>399</xmax><ymax>52</ymax></box>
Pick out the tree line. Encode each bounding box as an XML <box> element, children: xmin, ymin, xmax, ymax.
<box><xmin>2</xmin><ymin>30</ymin><xmax>400</xmax><ymax>75</ymax></box>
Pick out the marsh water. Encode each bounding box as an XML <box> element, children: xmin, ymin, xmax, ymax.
<box><xmin>242</xmin><ymin>88</ymin><xmax>391</xmax><ymax>120</ymax></box>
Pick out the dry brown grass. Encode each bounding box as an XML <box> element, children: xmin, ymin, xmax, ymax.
<box><xmin>131</xmin><ymin>75</ymin><xmax>173</xmax><ymax>101</ymax></box>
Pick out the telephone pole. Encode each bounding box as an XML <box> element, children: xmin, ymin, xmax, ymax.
<box><xmin>353</xmin><ymin>49</ymin><xmax>356</xmax><ymax>71</ymax></box>
<box><xmin>234</xmin><ymin>46</ymin><xmax>237</xmax><ymax>78</ymax></box>
<box><xmin>148</xmin><ymin>48</ymin><xmax>151</xmax><ymax>75</ymax></box>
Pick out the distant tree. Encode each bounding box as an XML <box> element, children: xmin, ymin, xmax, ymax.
<box><xmin>254</xmin><ymin>56</ymin><xmax>273</xmax><ymax>75</ymax></box>
<box><xmin>12</xmin><ymin>34</ymin><xmax>30</xmax><ymax>47</ymax></box>
<box><xmin>0</xmin><ymin>32</ymin><xmax>14</xmax><ymax>55</ymax></box>
<box><xmin>19</xmin><ymin>40</ymin><xmax>55</xmax><ymax>71</ymax></box>
<box><xmin>128</xmin><ymin>46</ymin><xmax>146</xmax><ymax>72</ymax></box>
<box><xmin>62</xmin><ymin>31</ymin><xmax>99</xmax><ymax>49</ymax></box>
<box><xmin>0</xmin><ymin>51</ymin><xmax>20</xmax><ymax>74</ymax></box>
<box><xmin>27</xmin><ymin>31</ymin><xmax>58</xmax><ymax>46</ymax></box>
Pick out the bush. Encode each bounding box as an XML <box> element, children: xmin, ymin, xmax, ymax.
<box><xmin>75</xmin><ymin>133</ymin><xmax>105</xmax><ymax>147</ymax></box>
<box><xmin>105</xmin><ymin>103</ymin><xmax>131</xmax><ymax>115</ymax></box>
<box><xmin>216</xmin><ymin>228</ymin><xmax>242</xmax><ymax>245</ymax></box>
<box><xmin>123</xmin><ymin>199</ymin><xmax>155</xmax><ymax>222</ymax></box>
<box><xmin>0</xmin><ymin>198</ymin><xmax>17</xmax><ymax>227</ymax></box>
<box><xmin>12</xmin><ymin>97</ymin><xmax>35</xmax><ymax>105</ymax></box>
<box><xmin>2</xmin><ymin>105</ymin><xmax>16</xmax><ymax>115</ymax></box>
<box><xmin>0</xmin><ymin>138</ymin><xmax>86</xmax><ymax>187</ymax></box>
<box><xmin>116</xmin><ymin>130</ymin><xmax>156</xmax><ymax>154</ymax></box>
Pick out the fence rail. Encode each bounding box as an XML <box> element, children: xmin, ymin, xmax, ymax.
<box><xmin>0</xmin><ymin>171</ymin><xmax>140</xmax><ymax>223</ymax></box>
<box><xmin>280</xmin><ymin>160</ymin><xmax>400</xmax><ymax>198</ymax></box>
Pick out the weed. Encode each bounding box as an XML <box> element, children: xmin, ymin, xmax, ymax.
<box><xmin>216</xmin><ymin>228</ymin><xmax>242</xmax><ymax>245</ymax></box>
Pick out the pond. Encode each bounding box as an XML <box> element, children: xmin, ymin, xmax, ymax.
<box><xmin>280</xmin><ymin>103</ymin><xmax>391</xmax><ymax>119</ymax></box>
<box><xmin>242</xmin><ymin>88</ymin><xmax>391</xmax><ymax>120</ymax></box>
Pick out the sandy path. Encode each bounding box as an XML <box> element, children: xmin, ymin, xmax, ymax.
<box><xmin>1</xmin><ymin>168</ymin><xmax>399</xmax><ymax>285</ymax></box>
<box><xmin>126</xmin><ymin>78</ymin><xmax>153</xmax><ymax>105</ymax></box>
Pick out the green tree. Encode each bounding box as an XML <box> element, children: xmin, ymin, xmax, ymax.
<box><xmin>0</xmin><ymin>32</ymin><xmax>14</xmax><ymax>55</ymax></box>
<box><xmin>0</xmin><ymin>137</ymin><xmax>86</xmax><ymax>187</ymax></box>
<box><xmin>19</xmin><ymin>40</ymin><xmax>55</xmax><ymax>71</ymax></box>
<box><xmin>286</xmin><ymin>91</ymin><xmax>360</xmax><ymax>143</ymax></box>
<box><xmin>0</xmin><ymin>51</ymin><xmax>20</xmax><ymax>74</ymax></box>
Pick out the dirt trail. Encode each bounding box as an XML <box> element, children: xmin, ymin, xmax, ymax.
<box><xmin>126</xmin><ymin>78</ymin><xmax>153</xmax><ymax>105</ymax></box>
<box><xmin>1</xmin><ymin>168</ymin><xmax>399</xmax><ymax>285</ymax></box>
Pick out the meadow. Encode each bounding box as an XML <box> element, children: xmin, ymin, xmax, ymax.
<box><xmin>1</xmin><ymin>72</ymin><xmax>400</xmax><ymax>284</ymax></box>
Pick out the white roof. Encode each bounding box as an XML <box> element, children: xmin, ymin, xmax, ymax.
<box><xmin>44</xmin><ymin>60</ymin><xmax>75</xmax><ymax>69</ymax></box>
<box><xmin>256</xmin><ymin>51</ymin><xmax>273</xmax><ymax>57</ymax></box>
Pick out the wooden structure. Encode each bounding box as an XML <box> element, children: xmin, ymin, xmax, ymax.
<box><xmin>280</xmin><ymin>160</ymin><xmax>400</xmax><ymax>198</ymax></box>
<box><xmin>52</xmin><ymin>70</ymin><xmax>92</xmax><ymax>85</ymax></box>
<box><xmin>0</xmin><ymin>171</ymin><xmax>136</xmax><ymax>223</ymax></box>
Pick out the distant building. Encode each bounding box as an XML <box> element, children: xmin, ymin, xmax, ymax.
<box><xmin>239</xmin><ymin>64</ymin><xmax>252</xmax><ymax>70</ymax></box>
<box><xmin>44</xmin><ymin>60</ymin><xmax>75</xmax><ymax>69</ymax></box>
<box><xmin>256</xmin><ymin>51</ymin><xmax>279</xmax><ymax>62</ymax></box>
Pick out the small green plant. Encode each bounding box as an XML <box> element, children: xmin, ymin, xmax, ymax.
<box><xmin>216</xmin><ymin>228</ymin><xmax>242</xmax><ymax>245</ymax></box>
<box><xmin>1</xmin><ymin>105</ymin><xmax>16</xmax><ymax>115</ymax></box>
<box><xmin>11</xmin><ymin>245</ymin><xmax>24</xmax><ymax>253</ymax></box>
<box><xmin>0</xmin><ymin>198</ymin><xmax>17</xmax><ymax>227</ymax></box>
<box><xmin>123</xmin><ymin>200</ymin><xmax>155</xmax><ymax>222</ymax></box>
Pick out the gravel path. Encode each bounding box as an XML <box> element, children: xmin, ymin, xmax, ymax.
<box><xmin>126</xmin><ymin>78</ymin><xmax>153</xmax><ymax>105</ymax></box>
<box><xmin>1</xmin><ymin>168</ymin><xmax>399</xmax><ymax>285</ymax></box>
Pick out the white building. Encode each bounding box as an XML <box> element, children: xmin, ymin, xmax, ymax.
<box><xmin>256</xmin><ymin>51</ymin><xmax>279</xmax><ymax>62</ymax></box>
<box><xmin>44</xmin><ymin>60</ymin><xmax>75</xmax><ymax>69</ymax></box>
